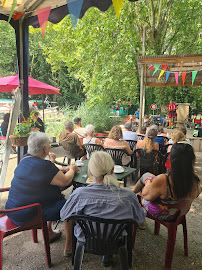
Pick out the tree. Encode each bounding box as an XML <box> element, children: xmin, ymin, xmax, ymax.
<box><xmin>43</xmin><ymin>0</ymin><xmax>201</xmax><ymax>109</ymax></box>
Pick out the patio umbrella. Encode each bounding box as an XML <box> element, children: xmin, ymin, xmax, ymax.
<box><xmin>0</xmin><ymin>75</ymin><xmax>61</xmax><ymax>95</ymax></box>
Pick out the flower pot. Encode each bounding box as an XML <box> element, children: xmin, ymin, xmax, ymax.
<box><xmin>9</xmin><ymin>135</ymin><xmax>28</xmax><ymax>146</ymax></box>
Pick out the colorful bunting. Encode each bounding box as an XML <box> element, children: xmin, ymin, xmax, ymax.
<box><xmin>67</xmin><ymin>0</ymin><xmax>83</xmax><ymax>30</ymax></box>
<box><xmin>162</xmin><ymin>64</ymin><xmax>168</xmax><ymax>71</ymax></box>
<box><xmin>192</xmin><ymin>71</ymin><xmax>198</xmax><ymax>85</ymax></box>
<box><xmin>152</xmin><ymin>64</ymin><xmax>161</xmax><ymax>76</ymax></box>
<box><xmin>112</xmin><ymin>0</ymin><xmax>123</xmax><ymax>19</ymax></box>
<box><xmin>2</xmin><ymin>0</ymin><xmax>6</xmax><ymax>7</ymax></box>
<box><xmin>8</xmin><ymin>0</ymin><xmax>17</xmax><ymax>23</ymax></box>
<box><xmin>182</xmin><ymin>72</ymin><xmax>187</xmax><ymax>86</ymax></box>
<box><xmin>13</xmin><ymin>13</ymin><xmax>25</xmax><ymax>20</ymax></box>
<box><xmin>165</xmin><ymin>72</ymin><xmax>170</xmax><ymax>83</ymax></box>
<box><xmin>148</xmin><ymin>63</ymin><xmax>200</xmax><ymax>84</ymax></box>
<box><xmin>158</xmin><ymin>70</ymin><xmax>165</xmax><ymax>79</ymax></box>
<box><xmin>37</xmin><ymin>6</ymin><xmax>51</xmax><ymax>38</ymax></box>
<box><xmin>175</xmin><ymin>72</ymin><xmax>179</xmax><ymax>84</ymax></box>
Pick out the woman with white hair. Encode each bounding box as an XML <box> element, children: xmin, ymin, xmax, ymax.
<box><xmin>6</xmin><ymin>132</ymin><xmax>79</xmax><ymax>256</ymax></box>
<box><xmin>83</xmin><ymin>124</ymin><xmax>103</xmax><ymax>145</ymax></box>
<box><xmin>60</xmin><ymin>151</ymin><xmax>146</xmax><ymax>243</ymax></box>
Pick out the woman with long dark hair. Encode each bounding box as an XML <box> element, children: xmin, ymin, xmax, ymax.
<box><xmin>133</xmin><ymin>142</ymin><xmax>200</xmax><ymax>221</ymax></box>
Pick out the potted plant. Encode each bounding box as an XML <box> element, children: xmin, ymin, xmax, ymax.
<box><xmin>9</xmin><ymin>121</ymin><xmax>31</xmax><ymax>146</ymax></box>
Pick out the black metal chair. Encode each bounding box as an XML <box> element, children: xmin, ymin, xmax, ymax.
<box><xmin>104</xmin><ymin>148</ymin><xmax>131</xmax><ymax>166</ymax></box>
<box><xmin>82</xmin><ymin>144</ymin><xmax>104</xmax><ymax>159</ymax></box>
<box><xmin>126</xmin><ymin>140</ymin><xmax>137</xmax><ymax>170</ymax></box>
<box><xmin>68</xmin><ymin>214</ymin><xmax>136</xmax><ymax>270</ymax></box>
<box><xmin>133</xmin><ymin>149</ymin><xmax>163</xmax><ymax>177</ymax></box>
<box><xmin>126</xmin><ymin>140</ymin><xmax>137</xmax><ymax>152</ymax></box>
<box><xmin>104</xmin><ymin>148</ymin><xmax>131</xmax><ymax>186</ymax></box>
<box><xmin>60</xmin><ymin>141</ymin><xmax>85</xmax><ymax>164</ymax></box>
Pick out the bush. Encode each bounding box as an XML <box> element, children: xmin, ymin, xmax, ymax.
<box><xmin>45</xmin><ymin>102</ymin><xmax>118</xmax><ymax>138</ymax></box>
<box><xmin>63</xmin><ymin>102</ymin><xmax>118</xmax><ymax>133</ymax></box>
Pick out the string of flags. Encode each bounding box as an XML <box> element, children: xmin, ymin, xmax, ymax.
<box><xmin>148</xmin><ymin>64</ymin><xmax>201</xmax><ymax>85</ymax></box>
<box><xmin>5</xmin><ymin>0</ymin><xmax>124</xmax><ymax>35</ymax></box>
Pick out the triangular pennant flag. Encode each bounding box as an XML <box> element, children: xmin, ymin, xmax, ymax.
<box><xmin>165</xmin><ymin>72</ymin><xmax>170</xmax><ymax>83</ymax></box>
<box><xmin>158</xmin><ymin>70</ymin><xmax>165</xmax><ymax>79</ymax></box>
<box><xmin>8</xmin><ymin>0</ymin><xmax>17</xmax><ymax>23</ymax></box>
<box><xmin>112</xmin><ymin>0</ymin><xmax>123</xmax><ymax>19</ymax></box>
<box><xmin>37</xmin><ymin>6</ymin><xmax>51</xmax><ymax>38</ymax></box>
<box><xmin>152</xmin><ymin>64</ymin><xmax>161</xmax><ymax>76</ymax></box>
<box><xmin>148</xmin><ymin>66</ymin><xmax>155</xmax><ymax>70</ymax></box>
<box><xmin>13</xmin><ymin>12</ymin><xmax>25</xmax><ymax>20</ymax></box>
<box><xmin>162</xmin><ymin>64</ymin><xmax>168</xmax><ymax>71</ymax></box>
<box><xmin>175</xmin><ymin>72</ymin><xmax>179</xmax><ymax>84</ymax></box>
<box><xmin>67</xmin><ymin>0</ymin><xmax>83</xmax><ymax>30</ymax></box>
<box><xmin>192</xmin><ymin>71</ymin><xmax>198</xmax><ymax>85</ymax></box>
<box><xmin>2</xmin><ymin>0</ymin><xmax>7</xmax><ymax>7</ymax></box>
<box><xmin>182</xmin><ymin>72</ymin><xmax>187</xmax><ymax>86</ymax></box>
<box><xmin>148</xmin><ymin>64</ymin><xmax>153</xmax><ymax>70</ymax></box>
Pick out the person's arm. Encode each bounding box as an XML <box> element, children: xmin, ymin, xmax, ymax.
<box><xmin>50</xmin><ymin>164</ymin><xmax>79</xmax><ymax>187</ymax></box>
<box><xmin>123</xmin><ymin>141</ymin><xmax>133</xmax><ymax>155</ymax></box>
<box><xmin>141</xmin><ymin>174</ymin><xmax>165</xmax><ymax>201</ymax></box>
<box><xmin>95</xmin><ymin>138</ymin><xmax>103</xmax><ymax>146</ymax></box>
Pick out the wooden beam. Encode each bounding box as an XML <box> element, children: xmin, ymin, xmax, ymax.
<box><xmin>137</xmin><ymin>55</ymin><xmax>202</xmax><ymax>64</ymax></box>
<box><xmin>146</xmin><ymin>82</ymin><xmax>202</xmax><ymax>87</ymax></box>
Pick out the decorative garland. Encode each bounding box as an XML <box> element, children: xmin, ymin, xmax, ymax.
<box><xmin>148</xmin><ymin>64</ymin><xmax>201</xmax><ymax>85</ymax></box>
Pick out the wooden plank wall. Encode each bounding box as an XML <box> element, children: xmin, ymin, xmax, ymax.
<box><xmin>190</xmin><ymin>138</ymin><xmax>202</xmax><ymax>152</ymax></box>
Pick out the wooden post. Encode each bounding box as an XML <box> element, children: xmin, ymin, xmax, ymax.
<box><xmin>139</xmin><ymin>27</ymin><xmax>146</xmax><ymax>128</ymax></box>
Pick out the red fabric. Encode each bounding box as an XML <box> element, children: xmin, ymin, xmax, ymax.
<box><xmin>167</xmin><ymin>103</ymin><xmax>177</xmax><ymax>118</ymax></box>
<box><xmin>165</xmin><ymin>155</ymin><xmax>171</xmax><ymax>169</ymax></box>
<box><xmin>0</xmin><ymin>75</ymin><xmax>61</xmax><ymax>95</ymax></box>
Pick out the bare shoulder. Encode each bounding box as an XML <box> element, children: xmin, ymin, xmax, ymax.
<box><xmin>152</xmin><ymin>174</ymin><xmax>167</xmax><ymax>186</ymax></box>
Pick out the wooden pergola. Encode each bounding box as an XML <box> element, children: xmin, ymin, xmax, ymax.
<box><xmin>137</xmin><ymin>54</ymin><xmax>202</xmax><ymax>126</ymax></box>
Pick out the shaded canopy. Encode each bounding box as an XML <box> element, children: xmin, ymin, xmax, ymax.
<box><xmin>0</xmin><ymin>0</ymin><xmax>138</xmax><ymax>28</ymax></box>
<box><xmin>0</xmin><ymin>74</ymin><xmax>61</xmax><ymax>95</ymax></box>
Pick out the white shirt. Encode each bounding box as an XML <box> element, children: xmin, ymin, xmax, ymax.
<box><xmin>122</xmin><ymin>131</ymin><xmax>138</xmax><ymax>141</ymax></box>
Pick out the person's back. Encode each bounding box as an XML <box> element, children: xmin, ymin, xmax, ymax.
<box><xmin>122</xmin><ymin>122</ymin><xmax>138</xmax><ymax>141</ymax></box>
<box><xmin>60</xmin><ymin>151</ymin><xmax>146</xmax><ymax>242</ymax></box>
<box><xmin>136</xmin><ymin>129</ymin><xmax>159</xmax><ymax>152</ymax></box>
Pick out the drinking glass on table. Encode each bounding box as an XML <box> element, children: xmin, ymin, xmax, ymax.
<box><xmin>82</xmin><ymin>164</ymin><xmax>88</xmax><ymax>178</ymax></box>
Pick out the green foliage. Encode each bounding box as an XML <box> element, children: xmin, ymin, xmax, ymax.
<box><xmin>0</xmin><ymin>0</ymin><xmax>201</xmax><ymax>112</ymax></box>
<box><xmin>14</xmin><ymin>122</ymin><xmax>31</xmax><ymax>137</ymax></box>
<box><xmin>63</xmin><ymin>102</ymin><xmax>118</xmax><ymax>133</ymax></box>
<box><xmin>46</xmin><ymin>103</ymin><xmax>117</xmax><ymax>137</ymax></box>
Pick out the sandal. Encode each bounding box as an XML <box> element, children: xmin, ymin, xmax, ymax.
<box><xmin>49</xmin><ymin>231</ymin><xmax>61</xmax><ymax>243</ymax></box>
<box><xmin>64</xmin><ymin>249</ymin><xmax>72</xmax><ymax>257</ymax></box>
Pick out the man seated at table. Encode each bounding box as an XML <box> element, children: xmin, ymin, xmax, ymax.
<box><xmin>73</xmin><ymin>117</ymin><xmax>86</xmax><ymax>139</ymax></box>
<box><xmin>60</xmin><ymin>151</ymin><xmax>146</xmax><ymax>265</ymax></box>
<box><xmin>59</xmin><ymin>121</ymin><xmax>85</xmax><ymax>158</ymax></box>
<box><xmin>122</xmin><ymin>122</ymin><xmax>138</xmax><ymax>141</ymax></box>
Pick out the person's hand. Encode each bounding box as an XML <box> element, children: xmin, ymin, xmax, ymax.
<box><xmin>49</xmin><ymin>152</ymin><xmax>56</xmax><ymax>162</ymax></box>
<box><xmin>60</xmin><ymin>166</ymin><xmax>70</xmax><ymax>173</ymax></box>
<box><xmin>69</xmin><ymin>164</ymin><xmax>79</xmax><ymax>174</ymax></box>
<box><xmin>145</xmin><ymin>175</ymin><xmax>155</xmax><ymax>185</ymax></box>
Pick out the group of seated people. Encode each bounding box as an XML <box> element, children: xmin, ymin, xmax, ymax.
<box><xmin>4</xmin><ymin>117</ymin><xmax>201</xmax><ymax>267</ymax></box>
<box><xmin>58</xmin><ymin>117</ymin><xmax>167</xmax><ymax>163</ymax></box>
<box><xmin>5</xmin><ymin>131</ymin><xmax>200</xmax><ymax>264</ymax></box>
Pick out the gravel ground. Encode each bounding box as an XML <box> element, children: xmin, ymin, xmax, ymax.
<box><xmin>0</xmin><ymin>147</ymin><xmax>201</xmax><ymax>270</ymax></box>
